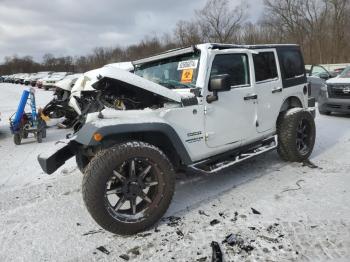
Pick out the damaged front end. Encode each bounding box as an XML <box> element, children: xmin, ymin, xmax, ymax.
<box><xmin>38</xmin><ymin>50</ymin><xmax>201</xmax><ymax>175</ymax></box>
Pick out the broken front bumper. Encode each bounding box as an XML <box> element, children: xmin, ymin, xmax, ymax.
<box><xmin>38</xmin><ymin>142</ymin><xmax>77</xmax><ymax>175</ymax></box>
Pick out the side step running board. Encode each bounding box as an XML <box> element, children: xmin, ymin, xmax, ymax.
<box><xmin>189</xmin><ymin>136</ymin><xmax>277</xmax><ymax>174</ymax></box>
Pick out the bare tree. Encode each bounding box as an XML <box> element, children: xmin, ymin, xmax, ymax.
<box><xmin>196</xmin><ymin>0</ymin><xmax>247</xmax><ymax>43</ymax></box>
<box><xmin>174</xmin><ymin>20</ymin><xmax>203</xmax><ymax>46</ymax></box>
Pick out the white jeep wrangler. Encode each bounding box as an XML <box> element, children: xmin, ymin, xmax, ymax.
<box><xmin>38</xmin><ymin>43</ymin><xmax>316</xmax><ymax>235</ymax></box>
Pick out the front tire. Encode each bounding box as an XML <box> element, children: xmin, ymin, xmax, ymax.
<box><xmin>277</xmin><ymin>109</ymin><xmax>316</xmax><ymax>162</ymax></box>
<box><xmin>82</xmin><ymin>141</ymin><xmax>175</xmax><ymax>235</ymax></box>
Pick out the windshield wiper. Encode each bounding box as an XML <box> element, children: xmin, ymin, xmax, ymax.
<box><xmin>158</xmin><ymin>82</ymin><xmax>177</xmax><ymax>89</ymax></box>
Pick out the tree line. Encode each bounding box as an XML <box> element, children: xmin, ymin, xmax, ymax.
<box><xmin>1</xmin><ymin>0</ymin><xmax>349</xmax><ymax>75</ymax></box>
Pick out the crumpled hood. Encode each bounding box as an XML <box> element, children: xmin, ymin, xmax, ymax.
<box><xmin>55</xmin><ymin>77</ymin><xmax>81</xmax><ymax>91</ymax></box>
<box><xmin>327</xmin><ymin>77</ymin><xmax>350</xmax><ymax>85</ymax></box>
<box><xmin>71</xmin><ymin>63</ymin><xmax>196</xmax><ymax>103</ymax></box>
<box><xmin>91</xmin><ymin>67</ymin><xmax>184</xmax><ymax>103</ymax></box>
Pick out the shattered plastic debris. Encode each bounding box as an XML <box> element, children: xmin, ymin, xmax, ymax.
<box><xmin>176</xmin><ymin>229</ymin><xmax>184</xmax><ymax>237</ymax></box>
<box><xmin>251</xmin><ymin>208</ymin><xmax>261</xmax><ymax>215</ymax></box>
<box><xmin>211</xmin><ymin>241</ymin><xmax>223</xmax><ymax>262</ymax></box>
<box><xmin>267</xmin><ymin>223</ymin><xmax>280</xmax><ymax>233</ymax></box>
<box><xmin>231</xmin><ymin>211</ymin><xmax>239</xmax><ymax>222</ymax></box>
<box><xmin>82</xmin><ymin>229</ymin><xmax>104</xmax><ymax>236</ymax></box>
<box><xmin>223</xmin><ymin>233</ymin><xmax>244</xmax><ymax>246</ymax></box>
<box><xmin>302</xmin><ymin>159</ymin><xmax>321</xmax><ymax>169</ymax></box>
<box><xmin>119</xmin><ymin>254</ymin><xmax>130</xmax><ymax>261</ymax></box>
<box><xmin>96</xmin><ymin>246</ymin><xmax>110</xmax><ymax>255</ymax></box>
<box><xmin>223</xmin><ymin>234</ymin><xmax>255</xmax><ymax>253</ymax></box>
<box><xmin>166</xmin><ymin>216</ymin><xmax>182</xmax><ymax>227</ymax></box>
<box><xmin>128</xmin><ymin>246</ymin><xmax>140</xmax><ymax>256</ymax></box>
<box><xmin>199</xmin><ymin>210</ymin><xmax>210</xmax><ymax>217</ymax></box>
<box><xmin>210</xmin><ymin>219</ymin><xmax>220</xmax><ymax>226</ymax></box>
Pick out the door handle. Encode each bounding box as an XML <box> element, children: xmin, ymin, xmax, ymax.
<box><xmin>244</xmin><ymin>94</ymin><xmax>258</xmax><ymax>101</ymax></box>
<box><xmin>272</xmin><ymin>87</ymin><xmax>283</xmax><ymax>94</ymax></box>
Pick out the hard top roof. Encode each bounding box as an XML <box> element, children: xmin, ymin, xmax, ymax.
<box><xmin>133</xmin><ymin>43</ymin><xmax>300</xmax><ymax>65</ymax></box>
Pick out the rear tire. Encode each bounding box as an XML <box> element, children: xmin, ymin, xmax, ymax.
<box><xmin>277</xmin><ymin>108</ymin><xmax>316</xmax><ymax>162</ymax></box>
<box><xmin>82</xmin><ymin>141</ymin><xmax>175</xmax><ymax>235</ymax></box>
<box><xmin>276</xmin><ymin>113</ymin><xmax>290</xmax><ymax>161</ymax></box>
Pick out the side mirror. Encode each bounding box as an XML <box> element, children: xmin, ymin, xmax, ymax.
<box><xmin>209</xmin><ymin>74</ymin><xmax>232</xmax><ymax>92</ymax></box>
<box><xmin>207</xmin><ymin>74</ymin><xmax>231</xmax><ymax>103</ymax></box>
<box><xmin>318</xmin><ymin>72</ymin><xmax>330</xmax><ymax>80</ymax></box>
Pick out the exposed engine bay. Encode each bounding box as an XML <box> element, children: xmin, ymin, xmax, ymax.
<box><xmin>92</xmin><ymin>77</ymin><xmax>174</xmax><ymax>111</ymax></box>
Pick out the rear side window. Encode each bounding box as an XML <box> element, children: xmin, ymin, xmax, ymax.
<box><xmin>210</xmin><ymin>54</ymin><xmax>250</xmax><ymax>88</ymax></box>
<box><xmin>279</xmin><ymin>50</ymin><xmax>305</xmax><ymax>79</ymax></box>
<box><xmin>277</xmin><ymin>48</ymin><xmax>306</xmax><ymax>88</ymax></box>
<box><xmin>253</xmin><ymin>52</ymin><xmax>278</xmax><ymax>82</ymax></box>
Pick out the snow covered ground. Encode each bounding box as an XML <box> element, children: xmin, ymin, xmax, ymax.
<box><xmin>0</xmin><ymin>83</ymin><xmax>350</xmax><ymax>261</ymax></box>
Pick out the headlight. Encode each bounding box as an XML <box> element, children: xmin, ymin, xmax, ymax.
<box><xmin>321</xmin><ymin>84</ymin><xmax>328</xmax><ymax>92</ymax></box>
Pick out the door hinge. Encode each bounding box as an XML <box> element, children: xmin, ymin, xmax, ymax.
<box><xmin>204</xmin><ymin>106</ymin><xmax>214</xmax><ymax>115</ymax></box>
<box><xmin>205</xmin><ymin>132</ymin><xmax>215</xmax><ymax>141</ymax></box>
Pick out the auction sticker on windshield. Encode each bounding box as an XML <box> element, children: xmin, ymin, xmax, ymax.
<box><xmin>178</xmin><ymin>60</ymin><xmax>198</xmax><ymax>70</ymax></box>
<box><xmin>181</xmin><ymin>69</ymin><xmax>194</xmax><ymax>83</ymax></box>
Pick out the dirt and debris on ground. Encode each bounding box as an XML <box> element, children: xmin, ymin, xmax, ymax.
<box><xmin>1</xmin><ymin>83</ymin><xmax>350</xmax><ymax>261</ymax></box>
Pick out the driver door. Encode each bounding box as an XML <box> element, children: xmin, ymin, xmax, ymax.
<box><xmin>204</xmin><ymin>51</ymin><xmax>257</xmax><ymax>148</ymax></box>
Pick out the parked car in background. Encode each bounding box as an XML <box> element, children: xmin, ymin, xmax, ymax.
<box><xmin>334</xmin><ymin>67</ymin><xmax>345</xmax><ymax>76</ymax></box>
<box><xmin>6</xmin><ymin>74</ymin><xmax>15</xmax><ymax>83</ymax></box>
<box><xmin>318</xmin><ymin>66</ymin><xmax>350</xmax><ymax>115</ymax></box>
<box><xmin>0</xmin><ymin>75</ymin><xmax>4</xmax><ymax>82</ymax></box>
<box><xmin>13</xmin><ymin>74</ymin><xmax>23</xmax><ymax>84</ymax></box>
<box><xmin>24</xmin><ymin>73</ymin><xmax>37</xmax><ymax>85</ymax></box>
<box><xmin>42</xmin><ymin>72</ymin><xmax>71</xmax><ymax>90</ymax></box>
<box><xmin>307</xmin><ymin>65</ymin><xmax>337</xmax><ymax>100</ymax></box>
<box><xmin>19</xmin><ymin>73</ymin><xmax>31</xmax><ymax>85</ymax></box>
<box><xmin>30</xmin><ymin>72</ymin><xmax>52</xmax><ymax>87</ymax></box>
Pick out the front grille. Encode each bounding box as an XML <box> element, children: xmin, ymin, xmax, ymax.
<box><xmin>328</xmin><ymin>85</ymin><xmax>350</xmax><ymax>99</ymax></box>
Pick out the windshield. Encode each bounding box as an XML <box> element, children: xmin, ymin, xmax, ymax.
<box><xmin>134</xmin><ymin>52</ymin><xmax>200</xmax><ymax>89</ymax></box>
<box><xmin>339</xmin><ymin>67</ymin><xmax>350</xmax><ymax>78</ymax></box>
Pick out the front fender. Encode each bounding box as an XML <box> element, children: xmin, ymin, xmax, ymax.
<box><xmin>74</xmin><ymin>122</ymin><xmax>192</xmax><ymax>165</ymax></box>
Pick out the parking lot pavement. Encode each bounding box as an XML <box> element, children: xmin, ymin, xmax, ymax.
<box><xmin>0</xmin><ymin>83</ymin><xmax>350</xmax><ymax>261</ymax></box>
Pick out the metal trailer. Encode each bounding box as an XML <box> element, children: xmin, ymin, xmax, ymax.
<box><xmin>10</xmin><ymin>88</ymin><xmax>47</xmax><ymax>145</ymax></box>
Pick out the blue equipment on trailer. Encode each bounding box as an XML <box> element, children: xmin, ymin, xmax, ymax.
<box><xmin>9</xmin><ymin>88</ymin><xmax>47</xmax><ymax>145</ymax></box>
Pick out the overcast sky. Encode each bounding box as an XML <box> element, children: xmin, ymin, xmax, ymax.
<box><xmin>0</xmin><ymin>0</ymin><xmax>263</xmax><ymax>62</ymax></box>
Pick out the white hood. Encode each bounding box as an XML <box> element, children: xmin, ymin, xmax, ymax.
<box><xmin>327</xmin><ymin>77</ymin><xmax>350</xmax><ymax>85</ymax></box>
<box><xmin>91</xmin><ymin>66</ymin><xmax>183</xmax><ymax>103</ymax></box>
<box><xmin>55</xmin><ymin>75</ymin><xmax>82</xmax><ymax>91</ymax></box>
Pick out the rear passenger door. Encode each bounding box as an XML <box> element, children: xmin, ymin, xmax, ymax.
<box><xmin>253</xmin><ymin>50</ymin><xmax>283</xmax><ymax>133</ymax></box>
